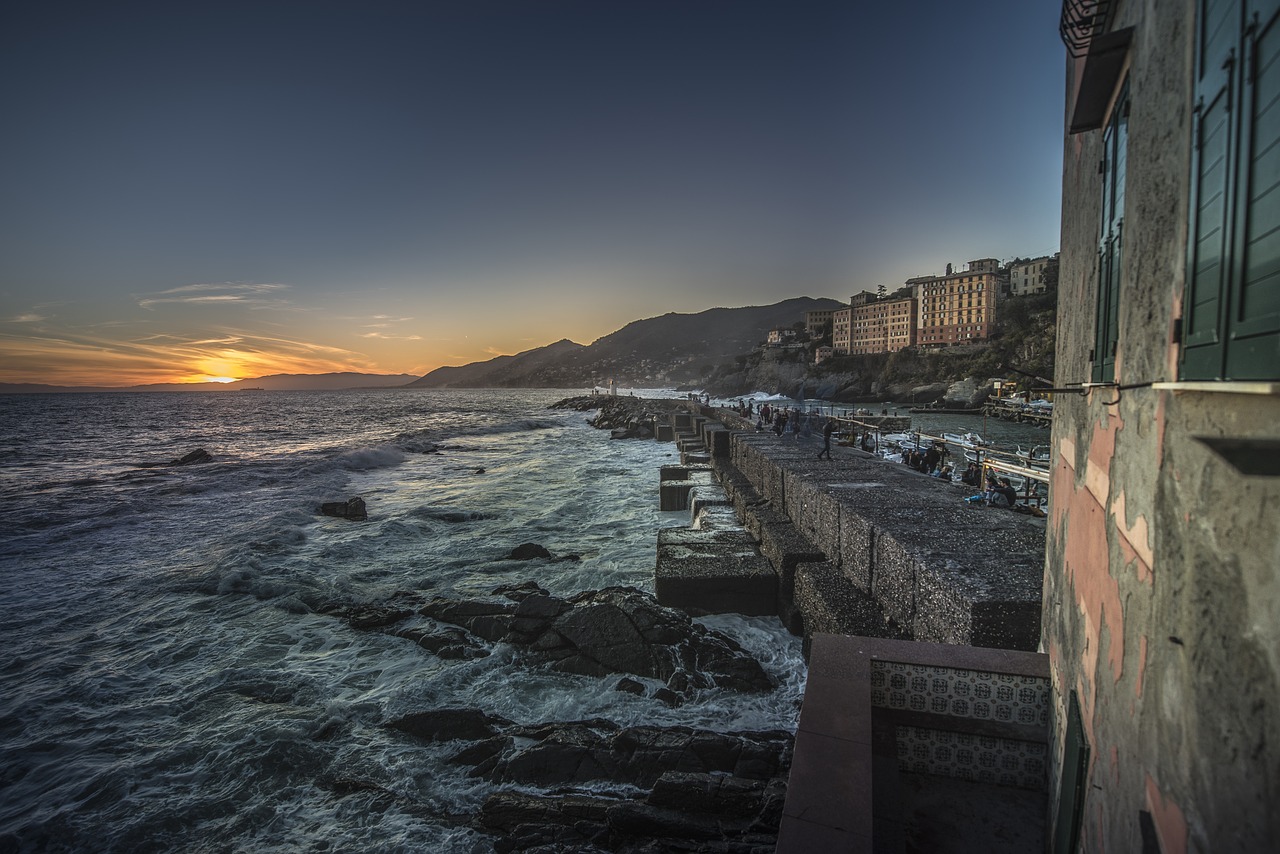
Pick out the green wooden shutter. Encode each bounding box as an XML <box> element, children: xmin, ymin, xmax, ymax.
<box><xmin>1230</xmin><ymin>3</ymin><xmax>1280</xmax><ymax>377</ymax></box>
<box><xmin>1094</xmin><ymin>84</ymin><xmax>1128</xmax><ymax>383</ymax></box>
<box><xmin>1185</xmin><ymin>0</ymin><xmax>1241</xmax><ymax>379</ymax></box>
<box><xmin>1052</xmin><ymin>691</ymin><xmax>1090</xmax><ymax>853</ymax></box>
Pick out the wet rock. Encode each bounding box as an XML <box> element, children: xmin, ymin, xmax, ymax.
<box><xmin>615</xmin><ymin>677</ymin><xmax>647</xmax><ymax>697</ymax></box>
<box><xmin>386</xmin><ymin>707</ymin><xmax>514</xmax><ymax>742</ymax></box>
<box><xmin>343</xmin><ymin>605</ymin><xmax>412</xmax><ymax>630</ymax></box>
<box><xmin>494</xmin><ymin>581</ymin><xmax>551</xmax><ymax>601</ymax></box>
<box><xmin>468</xmin><ymin>735</ymin><xmax>792</xmax><ymax>851</ymax></box>
<box><xmin>456</xmin><ymin>720</ymin><xmax>792</xmax><ymax>789</ymax></box>
<box><xmin>319</xmin><ymin>497</ymin><xmax>367</xmax><ymax>521</ymax></box>
<box><xmin>172</xmin><ymin>448</ymin><xmax>213</xmax><ymax>466</ymax></box>
<box><xmin>390</xmin><ymin>624</ymin><xmax>490</xmax><ymax>659</ymax></box>
<box><xmin>509</xmin><ymin>543</ymin><xmax>553</xmax><ymax>561</ymax></box>
<box><xmin>422</xmin><ymin>586</ymin><xmax>773</xmax><ymax>692</ymax></box>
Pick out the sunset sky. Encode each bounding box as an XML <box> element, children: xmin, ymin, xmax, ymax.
<box><xmin>0</xmin><ymin>1</ymin><xmax>1065</xmax><ymax>386</ymax></box>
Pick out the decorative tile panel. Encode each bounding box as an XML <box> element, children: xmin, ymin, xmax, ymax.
<box><xmin>895</xmin><ymin>725</ymin><xmax>1047</xmax><ymax>789</ymax></box>
<box><xmin>869</xmin><ymin>661</ymin><xmax>1049</xmax><ymax>728</ymax></box>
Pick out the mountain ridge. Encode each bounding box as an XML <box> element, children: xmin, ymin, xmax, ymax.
<box><xmin>409</xmin><ymin>297</ymin><xmax>843</xmax><ymax>388</ymax></box>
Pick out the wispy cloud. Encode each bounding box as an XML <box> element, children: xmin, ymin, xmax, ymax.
<box><xmin>6</xmin><ymin>314</ymin><xmax>45</xmax><ymax>323</ymax></box>
<box><xmin>360</xmin><ymin>332</ymin><xmax>423</xmax><ymax>340</ymax></box>
<box><xmin>136</xmin><ymin>282</ymin><xmax>293</xmax><ymax>310</ymax></box>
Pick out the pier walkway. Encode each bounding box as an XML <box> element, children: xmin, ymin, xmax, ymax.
<box><xmin>649</xmin><ymin>403</ymin><xmax>1051</xmax><ymax>852</ymax></box>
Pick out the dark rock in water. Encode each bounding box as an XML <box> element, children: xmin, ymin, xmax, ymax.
<box><xmin>464</xmin><ymin>721</ymin><xmax>794</xmax><ymax>853</ymax></box>
<box><xmin>135</xmin><ymin>447</ymin><xmax>214</xmax><ymax>468</ymax></box>
<box><xmin>475</xmin><ymin>467</ymin><xmax>485</xmax><ymax>474</ymax></box>
<box><xmin>421</xmin><ymin>585</ymin><xmax>773</xmax><ymax>693</ymax></box>
<box><xmin>390</xmin><ymin>624</ymin><xmax>490</xmax><ymax>660</ymax></box>
<box><xmin>494</xmin><ymin>580</ymin><xmax>551</xmax><ymax>601</ymax></box>
<box><xmin>615</xmin><ymin>677</ymin><xmax>647</xmax><ymax>697</ymax></box>
<box><xmin>319</xmin><ymin>497</ymin><xmax>367</xmax><ymax>521</ymax></box>
<box><xmin>386</xmin><ymin>707</ymin><xmax>514</xmax><ymax>742</ymax></box>
<box><xmin>172</xmin><ymin>448</ymin><xmax>213</xmax><ymax>466</ymax></box>
<box><xmin>479</xmin><ymin>791</ymin><xmax>614</xmax><ymax>851</ymax></box>
<box><xmin>342</xmin><ymin>605</ymin><xmax>411</xmax><ymax>630</ymax></box>
<box><xmin>454</xmin><ymin>719</ymin><xmax>792</xmax><ymax>789</ymax></box>
<box><xmin>508</xmin><ymin>542</ymin><xmax>552</xmax><ymax>561</ymax></box>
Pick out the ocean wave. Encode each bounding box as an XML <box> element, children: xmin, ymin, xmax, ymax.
<box><xmin>409</xmin><ymin>506</ymin><xmax>496</xmax><ymax>524</ymax></box>
<box><xmin>306</xmin><ymin>444</ymin><xmax>407</xmax><ymax>474</ymax></box>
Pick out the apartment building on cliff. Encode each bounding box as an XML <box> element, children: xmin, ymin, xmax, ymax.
<box><xmin>1046</xmin><ymin>0</ymin><xmax>1280</xmax><ymax>851</ymax></box>
<box><xmin>914</xmin><ymin>260</ymin><xmax>1000</xmax><ymax>347</ymax></box>
<box><xmin>1010</xmin><ymin>253</ymin><xmax>1060</xmax><ymax>296</ymax></box>
<box><xmin>847</xmin><ymin>290</ymin><xmax>918</xmax><ymax>354</ymax></box>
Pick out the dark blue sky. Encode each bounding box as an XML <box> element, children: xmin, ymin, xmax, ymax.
<box><xmin>0</xmin><ymin>1</ymin><xmax>1065</xmax><ymax>384</ymax></box>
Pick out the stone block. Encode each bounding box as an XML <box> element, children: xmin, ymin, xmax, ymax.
<box><xmin>838</xmin><ymin>509</ymin><xmax>877</xmax><ymax>593</ymax></box>
<box><xmin>655</xmin><ymin>422</ymin><xmax>675</xmax><ymax>442</ymax></box>
<box><xmin>692</xmin><ymin>505</ymin><xmax>741</xmax><ymax>531</ymax></box>
<box><xmin>660</xmin><ymin>463</ymin><xmax>713</xmax><ymax>482</ymax></box>
<box><xmin>688</xmin><ymin>483</ymin><xmax>732</xmax><ymax>521</ymax></box>
<box><xmin>703</xmin><ymin>425</ymin><xmax>732</xmax><ymax>458</ymax></box>
<box><xmin>659</xmin><ymin>471</ymin><xmax>714</xmax><ymax>511</ymax></box>
<box><xmin>792</xmin><ymin>561</ymin><xmax>906</xmax><ymax>645</ymax></box>
<box><xmin>754</xmin><ymin>514</ymin><xmax>825</xmax><ymax>579</ymax></box>
<box><xmin>656</xmin><ymin>531</ymin><xmax>776</xmax><ymax>616</ymax></box>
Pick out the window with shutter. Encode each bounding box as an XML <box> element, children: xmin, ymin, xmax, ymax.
<box><xmin>1184</xmin><ymin>0</ymin><xmax>1280</xmax><ymax>380</ymax></box>
<box><xmin>1094</xmin><ymin>80</ymin><xmax>1129</xmax><ymax>383</ymax></box>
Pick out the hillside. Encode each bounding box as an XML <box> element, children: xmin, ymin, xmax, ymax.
<box><xmin>410</xmin><ymin>297</ymin><xmax>844</xmax><ymax>388</ymax></box>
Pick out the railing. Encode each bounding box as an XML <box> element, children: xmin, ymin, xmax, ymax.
<box><xmin>1060</xmin><ymin>0</ymin><xmax>1112</xmax><ymax>57</ymax></box>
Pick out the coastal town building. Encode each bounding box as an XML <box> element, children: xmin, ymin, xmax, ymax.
<box><xmin>847</xmin><ymin>290</ymin><xmax>917</xmax><ymax>354</ymax></box>
<box><xmin>1009</xmin><ymin>253</ymin><xmax>1059</xmax><ymax>296</ymax></box>
<box><xmin>765</xmin><ymin>328</ymin><xmax>796</xmax><ymax>346</ymax></box>
<box><xmin>912</xmin><ymin>259</ymin><xmax>999</xmax><ymax>347</ymax></box>
<box><xmin>803</xmin><ymin>309</ymin><xmax>834</xmax><ymax>337</ymax></box>
<box><xmin>1046</xmin><ymin>1</ymin><xmax>1280</xmax><ymax>851</ymax></box>
<box><xmin>830</xmin><ymin>306</ymin><xmax>852</xmax><ymax>355</ymax></box>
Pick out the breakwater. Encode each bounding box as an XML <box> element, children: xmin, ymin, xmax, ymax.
<box><xmin>652</xmin><ymin>403</ymin><xmax>1046</xmax><ymax>653</ymax></box>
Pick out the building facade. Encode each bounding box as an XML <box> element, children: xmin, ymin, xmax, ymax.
<box><xmin>831</xmin><ymin>307</ymin><xmax>852</xmax><ymax>355</ymax></box>
<box><xmin>848</xmin><ymin>292</ymin><xmax>917</xmax><ymax>354</ymax></box>
<box><xmin>1048</xmin><ymin>1</ymin><xmax>1280</xmax><ymax>851</ymax></box>
<box><xmin>1010</xmin><ymin>254</ymin><xmax>1060</xmax><ymax>296</ymax></box>
<box><xmin>803</xmin><ymin>309</ymin><xmax>834</xmax><ymax>337</ymax></box>
<box><xmin>913</xmin><ymin>261</ymin><xmax>999</xmax><ymax>347</ymax></box>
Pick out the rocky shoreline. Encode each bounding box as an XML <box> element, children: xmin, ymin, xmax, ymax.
<box><xmin>310</xmin><ymin>396</ymin><xmax>796</xmax><ymax>851</ymax></box>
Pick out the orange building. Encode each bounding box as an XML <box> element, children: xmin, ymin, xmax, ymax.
<box><xmin>848</xmin><ymin>291</ymin><xmax>917</xmax><ymax>354</ymax></box>
<box><xmin>914</xmin><ymin>260</ymin><xmax>999</xmax><ymax>347</ymax></box>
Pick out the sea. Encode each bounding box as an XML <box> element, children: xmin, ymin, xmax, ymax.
<box><xmin>0</xmin><ymin>388</ymin><xmax>1051</xmax><ymax>852</ymax></box>
<box><xmin>0</xmin><ymin>388</ymin><xmax>805</xmax><ymax>853</ymax></box>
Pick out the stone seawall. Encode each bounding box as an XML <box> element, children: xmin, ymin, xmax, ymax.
<box><xmin>656</xmin><ymin>405</ymin><xmax>1046</xmax><ymax>653</ymax></box>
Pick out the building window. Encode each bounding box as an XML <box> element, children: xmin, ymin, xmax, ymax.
<box><xmin>1184</xmin><ymin>0</ymin><xmax>1280</xmax><ymax>379</ymax></box>
<box><xmin>1093</xmin><ymin>77</ymin><xmax>1129</xmax><ymax>383</ymax></box>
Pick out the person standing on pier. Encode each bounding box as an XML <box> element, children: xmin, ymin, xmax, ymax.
<box><xmin>817</xmin><ymin>418</ymin><xmax>836</xmax><ymax>460</ymax></box>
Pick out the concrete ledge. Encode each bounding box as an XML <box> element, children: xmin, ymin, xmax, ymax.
<box><xmin>659</xmin><ymin>463</ymin><xmax>713</xmax><ymax>482</ymax></box>
<box><xmin>793</xmin><ymin>562</ymin><xmax>907</xmax><ymax>649</ymax></box>
<box><xmin>753</xmin><ymin>513</ymin><xmax>825</xmax><ymax>579</ymax></box>
<box><xmin>656</xmin><ymin>529</ymin><xmax>776</xmax><ymax>616</ymax></box>
<box><xmin>688</xmin><ymin>483</ymin><xmax>732</xmax><ymax>521</ymax></box>
<box><xmin>659</xmin><ymin>471</ymin><xmax>714</xmax><ymax>511</ymax></box>
<box><xmin>692</xmin><ymin>505</ymin><xmax>740</xmax><ymax>531</ymax></box>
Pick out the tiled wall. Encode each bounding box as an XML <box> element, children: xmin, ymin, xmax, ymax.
<box><xmin>871</xmin><ymin>660</ymin><xmax>1050</xmax><ymax>789</ymax></box>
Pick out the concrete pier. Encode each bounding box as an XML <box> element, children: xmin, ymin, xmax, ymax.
<box><xmin>653</xmin><ymin>405</ymin><xmax>1046</xmax><ymax>653</ymax></box>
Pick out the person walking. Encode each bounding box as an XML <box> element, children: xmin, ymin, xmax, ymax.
<box><xmin>817</xmin><ymin>418</ymin><xmax>836</xmax><ymax>460</ymax></box>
